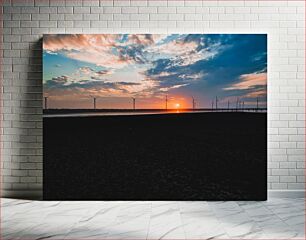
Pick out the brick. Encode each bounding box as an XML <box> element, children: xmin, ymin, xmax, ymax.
<box><xmin>39</xmin><ymin>7</ymin><xmax>57</xmax><ymax>14</ymax></box>
<box><xmin>288</xmin><ymin>183</ymin><xmax>305</xmax><ymax>189</ymax></box>
<box><xmin>280</xmin><ymin>162</ymin><xmax>296</xmax><ymax>169</ymax></box>
<box><xmin>65</xmin><ymin>14</ymin><xmax>83</xmax><ymax>20</ymax></box>
<box><xmin>35</xmin><ymin>0</ymin><xmax>49</xmax><ymax>6</ymax></box>
<box><xmin>177</xmin><ymin>7</ymin><xmax>196</xmax><ymax>14</ymax></box>
<box><xmin>90</xmin><ymin>7</ymin><xmax>104</xmax><ymax>13</ymax></box>
<box><xmin>57</xmin><ymin>7</ymin><xmax>73</xmax><ymax>14</ymax></box>
<box><xmin>20</xmin><ymin>177</ymin><xmax>36</xmax><ymax>183</ymax></box>
<box><xmin>99</xmin><ymin>14</ymin><xmax>113</xmax><ymax>20</ymax></box>
<box><xmin>280</xmin><ymin>176</ymin><xmax>296</xmax><ymax>183</ymax></box>
<box><xmin>90</xmin><ymin>21</ymin><xmax>107</xmax><ymax>28</ymax></box>
<box><xmin>185</xmin><ymin>0</ymin><xmax>202</xmax><ymax>6</ymax></box>
<box><xmin>49</xmin><ymin>0</ymin><xmax>65</xmax><ymax>6</ymax></box>
<box><xmin>139</xmin><ymin>7</ymin><xmax>157</xmax><ymax>13</ymax></box>
<box><xmin>12</xmin><ymin>14</ymin><xmax>31</xmax><ymax>20</ymax></box>
<box><xmin>74</xmin><ymin>21</ymin><xmax>90</xmax><ymax>28</ymax></box>
<box><xmin>83</xmin><ymin>0</ymin><xmax>99</xmax><ymax>6</ymax></box>
<box><xmin>21</xmin><ymin>21</ymin><xmax>39</xmax><ymax>28</ymax></box>
<box><xmin>271</xmin><ymin>183</ymin><xmax>287</xmax><ymax>189</ymax></box>
<box><xmin>185</xmin><ymin>14</ymin><xmax>202</xmax><ymax>21</ymax></box>
<box><xmin>50</xmin><ymin>14</ymin><xmax>64</xmax><ymax>20</ymax></box>
<box><xmin>168</xmin><ymin>14</ymin><xmax>184</xmax><ymax>21</ymax></box>
<box><xmin>114</xmin><ymin>14</ymin><xmax>129</xmax><ymax>20</ymax></box>
<box><xmin>65</xmin><ymin>0</ymin><xmax>82</xmax><ymax>6</ymax></box>
<box><xmin>114</xmin><ymin>0</ymin><xmax>130</xmax><ymax>6</ymax></box>
<box><xmin>121</xmin><ymin>7</ymin><xmax>138</xmax><ymax>14</ymax></box>
<box><xmin>196</xmin><ymin>7</ymin><xmax>209</xmax><ymax>14</ymax></box>
<box><xmin>12</xmin><ymin>170</ymin><xmax>28</xmax><ymax>177</ymax></box>
<box><xmin>139</xmin><ymin>21</ymin><xmax>158</xmax><ymax>28</ymax></box>
<box><xmin>57</xmin><ymin>21</ymin><xmax>73</xmax><ymax>28</ymax></box>
<box><xmin>107</xmin><ymin>21</ymin><xmax>121</xmax><ymax>28</ymax></box>
<box><xmin>150</xmin><ymin>14</ymin><xmax>167</xmax><ymax>21</ymax></box>
<box><xmin>74</xmin><ymin>7</ymin><xmax>90</xmax><ymax>14</ymax></box>
<box><xmin>121</xmin><ymin>20</ymin><xmax>139</xmax><ymax>28</ymax></box>
<box><xmin>99</xmin><ymin>0</ymin><xmax>113</xmax><ymax>6</ymax></box>
<box><xmin>130</xmin><ymin>14</ymin><xmax>149</xmax><ymax>21</ymax></box>
<box><xmin>4</xmin><ymin>176</ymin><xmax>20</xmax><ymax>183</ymax></box>
<box><xmin>103</xmin><ymin>7</ymin><xmax>121</xmax><ymax>13</ymax></box>
<box><xmin>289</xmin><ymin>169</ymin><xmax>304</xmax><ymax>176</ymax></box>
<box><xmin>32</xmin><ymin>14</ymin><xmax>50</xmax><ymax>20</ymax></box>
<box><xmin>21</xmin><ymin>7</ymin><xmax>39</xmax><ymax>13</ymax></box>
<box><xmin>12</xmin><ymin>0</ymin><xmax>34</xmax><ymax>6</ymax></box>
<box><xmin>39</xmin><ymin>21</ymin><xmax>57</xmax><ymax>28</ymax></box>
<box><xmin>148</xmin><ymin>1</ymin><xmax>167</xmax><ymax>6</ymax></box>
<box><xmin>4</xmin><ymin>21</ymin><xmax>20</xmax><ymax>28</ymax></box>
<box><xmin>158</xmin><ymin>7</ymin><xmax>176</xmax><ymax>14</ymax></box>
<box><xmin>131</xmin><ymin>0</ymin><xmax>147</xmax><ymax>6</ymax></box>
<box><xmin>4</xmin><ymin>6</ymin><xmax>21</xmax><ymax>13</ymax></box>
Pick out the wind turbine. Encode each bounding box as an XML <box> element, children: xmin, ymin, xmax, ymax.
<box><xmin>132</xmin><ymin>97</ymin><xmax>136</xmax><ymax>110</ymax></box>
<box><xmin>215</xmin><ymin>96</ymin><xmax>218</xmax><ymax>109</ymax></box>
<box><xmin>192</xmin><ymin>97</ymin><xmax>196</xmax><ymax>110</ymax></box>
<box><xmin>90</xmin><ymin>95</ymin><xmax>97</xmax><ymax>109</ymax></box>
<box><xmin>44</xmin><ymin>96</ymin><xmax>48</xmax><ymax>109</ymax></box>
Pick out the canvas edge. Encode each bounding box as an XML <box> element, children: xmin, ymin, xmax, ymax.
<box><xmin>1</xmin><ymin>189</ymin><xmax>304</xmax><ymax>200</ymax></box>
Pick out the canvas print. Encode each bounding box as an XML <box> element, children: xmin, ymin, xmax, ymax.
<box><xmin>43</xmin><ymin>34</ymin><xmax>267</xmax><ymax>200</ymax></box>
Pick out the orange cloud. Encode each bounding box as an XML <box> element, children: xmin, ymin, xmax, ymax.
<box><xmin>43</xmin><ymin>34</ymin><xmax>168</xmax><ymax>69</ymax></box>
<box><xmin>224</xmin><ymin>72</ymin><xmax>267</xmax><ymax>90</ymax></box>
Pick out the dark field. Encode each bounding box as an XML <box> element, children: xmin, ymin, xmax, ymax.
<box><xmin>43</xmin><ymin>112</ymin><xmax>267</xmax><ymax>200</ymax></box>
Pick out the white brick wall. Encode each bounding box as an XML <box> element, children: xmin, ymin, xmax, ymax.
<box><xmin>1</xmin><ymin>0</ymin><xmax>305</xmax><ymax>197</ymax></box>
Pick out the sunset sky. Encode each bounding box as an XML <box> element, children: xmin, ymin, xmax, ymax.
<box><xmin>43</xmin><ymin>34</ymin><xmax>267</xmax><ymax>109</ymax></box>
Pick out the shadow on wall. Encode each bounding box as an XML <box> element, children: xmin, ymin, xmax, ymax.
<box><xmin>3</xmin><ymin>38</ymin><xmax>44</xmax><ymax>200</ymax></box>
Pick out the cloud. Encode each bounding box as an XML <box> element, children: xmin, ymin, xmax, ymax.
<box><xmin>79</xmin><ymin>66</ymin><xmax>95</xmax><ymax>75</ymax></box>
<box><xmin>51</xmin><ymin>75</ymin><xmax>69</xmax><ymax>83</ymax></box>
<box><xmin>44</xmin><ymin>34</ymin><xmax>132</xmax><ymax>69</ymax></box>
<box><xmin>148</xmin><ymin>40</ymin><xmax>198</xmax><ymax>56</ymax></box>
<box><xmin>72</xmin><ymin>66</ymin><xmax>114</xmax><ymax>82</ymax></box>
<box><xmin>43</xmin><ymin>34</ymin><xmax>168</xmax><ymax>70</ymax></box>
<box><xmin>224</xmin><ymin>72</ymin><xmax>267</xmax><ymax>90</ymax></box>
<box><xmin>96</xmin><ymin>69</ymin><xmax>111</xmax><ymax>75</ymax></box>
<box><xmin>147</xmin><ymin>37</ymin><xmax>222</xmax><ymax>68</ymax></box>
<box><xmin>244</xmin><ymin>89</ymin><xmax>267</xmax><ymax>98</ymax></box>
<box><xmin>79</xmin><ymin>66</ymin><xmax>112</xmax><ymax>76</ymax></box>
<box><xmin>159</xmin><ymin>84</ymin><xmax>189</xmax><ymax>92</ymax></box>
<box><xmin>43</xmin><ymin>34</ymin><xmax>118</xmax><ymax>51</ymax></box>
<box><xmin>179</xmin><ymin>72</ymin><xmax>205</xmax><ymax>80</ymax></box>
<box><xmin>44</xmin><ymin>73</ymin><xmax>158</xmax><ymax>98</ymax></box>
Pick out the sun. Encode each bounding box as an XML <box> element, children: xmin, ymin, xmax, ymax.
<box><xmin>175</xmin><ymin>103</ymin><xmax>180</xmax><ymax>109</ymax></box>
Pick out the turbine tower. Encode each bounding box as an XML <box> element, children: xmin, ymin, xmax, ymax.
<box><xmin>44</xmin><ymin>96</ymin><xmax>48</xmax><ymax>109</ymax></box>
<box><xmin>132</xmin><ymin>97</ymin><xmax>136</xmax><ymax>110</ymax></box>
<box><xmin>215</xmin><ymin>96</ymin><xmax>218</xmax><ymax>109</ymax></box>
<box><xmin>192</xmin><ymin>97</ymin><xmax>196</xmax><ymax>110</ymax></box>
<box><xmin>93</xmin><ymin>97</ymin><xmax>96</xmax><ymax>110</ymax></box>
<box><xmin>165</xmin><ymin>95</ymin><xmax>168</xmax><ymax>110</ymax></box>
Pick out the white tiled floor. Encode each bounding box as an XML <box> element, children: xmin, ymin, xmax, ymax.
<box><xmin>2</xmin><ymin>198</ymin><xmax>305</xmax><ymax>239</ymax></box>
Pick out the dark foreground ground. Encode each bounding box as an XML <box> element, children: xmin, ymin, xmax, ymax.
<box><xmin>43</xmin><ymin>112</ymin><xmax>267</xmax><ymax>200</ymax></box>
